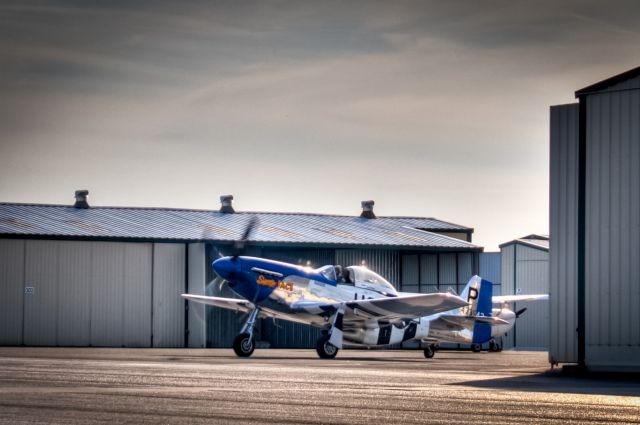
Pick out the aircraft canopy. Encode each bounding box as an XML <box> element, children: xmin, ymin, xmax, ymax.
<box><xmin>346</xmin><ymin>266</ymin><xmax>396</xmax><ymax>293</ymax></box>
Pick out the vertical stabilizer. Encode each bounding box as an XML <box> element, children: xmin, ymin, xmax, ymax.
<box><xmin>459</xmin><ymin>276</ymin><xmax>494</xmax><ymax>344</ymax></box>
<box><xmin>460</xmin><ymin>275</ymin><xmax>493</xmax><ymax>317</ymax></box>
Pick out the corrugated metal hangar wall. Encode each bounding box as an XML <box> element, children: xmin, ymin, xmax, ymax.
<box><xmin>0</xmin><ymin>239</ymin><xmax>185</xmax><ymax>347</ymax></box>
<box><xmin>500</xmin><ymin>239</ymin><xmax>549</xmax><ymax>350</ymax></box>
<box><xmin>0</xmin><ymin>199</ymin><xmax>482</xmax><ymax>349</ymax></box>
<box><xmin>550</xmin><ymin>66</ymin><xmax>640</xmax><ymax>371</ymax></box>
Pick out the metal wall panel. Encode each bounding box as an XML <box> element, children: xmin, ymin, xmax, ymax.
<box><xmin>500</xmin><ymin>244</ymin><xmax>549</xmax><ymax>350</ymax></box>
<box><xmin>152</xmin><ymin>243</ymin><xmax>186</xmax><ymax>347</ymax></box>
<box><xmin>23</xmin><ymin>240</ymin><xmax>59</xmax><ymax>345</ymax></box>
<box><xmin>479</xmin><ymin>252</ymin><xmax>501</xmax><ymax>287</ymax></box>
<box><xmin>420</xmin><ymin>254</ymin><xmax>438</xmax><ymax>287</ymax></box>
<box><xmin>457</xmin><ymin>252</ymin><xmax>473</xmax><ymax>285</ymax></box>
<box><xmin>122</xmin><ymin>243</ymin><xmax>152</xmax><ymax>347</ymax></box>
<box><xmin>479</xmin><ymin>252</ymin><xmax>504</xmax><ymax>305</ymax></box>
<box><xmin>438</xmin><ymin>253</ymin><xmax>457</xmax><ymax>291</ymax></box>
<box><xmin>549</xmin><ymin>103</ymin><xmax>579</xmax><ymax>364</ymax></box>
<box><xmin>585</xmin><ymin>88</ymin><xmax>640</xmax><ymax>369</ymax></box>
<box><xmin>91</xmin><ymin>242</ymin><xmax>125</xmax><ymax>346</ymax></box>
<box><xmin>0</xmin><ymin>239</ymin><xmax>24</xmax><ymax>345</ymax></box>
<box><xmin>187</xmin><ymin>243</ymin><xmax>206</xmax><ymax>348</ymax></box>
<box><xmin>57</xmin><ymin>241</ymin><xmax>92</xmax><ymax>346</ymax></box>
<box><xmin>514</xmin><ymin>246</ymin><xmax>549</xmax><ymax>349</ymax></box>
<box><xmin>207</xmin><ymin>308</ymin><xmax>242</xmax><ymax>348</ymax></box>
<box><xmin>500</xmin><ymin>245</ymin><xmax>515</xmax><ymax>348</ymax></box>
<box><xmin>401</xmin><ymin>254</ymin><xmax>419</xmax><ymax>293</ymax></box>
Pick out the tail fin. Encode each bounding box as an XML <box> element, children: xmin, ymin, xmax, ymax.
<box><xmin>459</xmin><ymin>275</ymin><xmax>494</xmax><ymax>344</ymax></box>
<box><xmin>459</xmin><ymin>275</ymin><xmax>493</xmax><ymax>317</ymax></box>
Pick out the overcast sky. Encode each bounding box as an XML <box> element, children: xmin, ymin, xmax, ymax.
<box><xmin>1</xmin><ymin>1</ymin><xmax>639</xmax><ymax>250</ymax></box>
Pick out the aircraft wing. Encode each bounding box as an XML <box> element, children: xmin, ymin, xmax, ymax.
<box><xmin>181</xmin><ymin>294</ymin><xmax>253</xmax><ymax>313</ymax></box>
<box><xmin>492</xmin><ymin>294</ymin><xmax>549</xmax><ymax>303</ymax></box>
<box><xmin>341</xmin><ymin>293</ymin><xmax>468</xmax><ymax>323</ymax></box>
<box><xmin>181</xmin><ymin>294</ymin><xmax>295</xmax><ymax>321</ymax></box>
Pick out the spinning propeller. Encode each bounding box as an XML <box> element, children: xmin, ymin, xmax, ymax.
<box><xmin>207</xmin><ymin>215</ymin><xmax>259</xmax><ymax>291</ymax></box>
<box><xmin>515</xmin><ymin>307</ymin><xmax>527</xmax><ymax>318</ymax></box>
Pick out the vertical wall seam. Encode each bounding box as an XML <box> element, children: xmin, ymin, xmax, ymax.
<box><xmin>150</xmin><ymin>243</ymin><xmax>155</xmax><ymax>347</ymax></box>
<box><xmin>21</xmin><ymin>240</ymin><xmax>26</xmax><ymax>346</ymax></box>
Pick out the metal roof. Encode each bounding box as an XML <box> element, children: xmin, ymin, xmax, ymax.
<box><xmin>499</xmin><ymin>234</ymin><xmax>549</xmax><ymax>251</ymax></box>
<box><xmin>575</xmin><ymin>65</ymin><xmax>640</xmax><ymax>97</ymax></box>
<box><xmin>0</xmin><ymin>203</ymin><xmax>480</xmax><ymax>251</ymax></box>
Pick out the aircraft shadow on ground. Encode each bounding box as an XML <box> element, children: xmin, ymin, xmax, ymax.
<box><xmin>455</xmin><ymin>371</ymin><xmax>640</xmax><ymax>397</ymax></box>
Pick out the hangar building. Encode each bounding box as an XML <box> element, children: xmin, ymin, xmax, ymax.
<box><xmin>499</xmin><ymin>235</ymin><xmax>549</xmax><ymax>350</ymax></box>
<box><xmin>0</xmin><ymin>193</ymin><xmax>482</xmax><ymax>349</ymax></box>
<box><xmin>550</xmin><ymin>66</ymin><xmax>640</xmax><ymax>371</ymax></box>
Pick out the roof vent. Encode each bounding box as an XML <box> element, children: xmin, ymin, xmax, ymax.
<box><xmin>219</xmin><ymin>195</ymin><xmax>235</xmax><ymax>213</ymax></box>
<box><xmin>74</xmin><ymin>190</ymin><xmax>90</xmax><ymax>209</ymax></box>
<box><xmin>360</xmin><ymin>200</ymin><xmax>376</xmax><ymax>219</ymax></box>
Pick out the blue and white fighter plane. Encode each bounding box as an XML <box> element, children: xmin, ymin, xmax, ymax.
<box><xmin>182</xmin><ymin>220</ymin><xmax>548</xmax><ymax>359</ymax></box>
<box><xmin>183</xmin><ymin>254</ymin><xmax>469</xmax><ymax>358</ymax></box>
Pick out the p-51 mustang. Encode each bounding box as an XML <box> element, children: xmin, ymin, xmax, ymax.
<box><xmin>182</xmin><ymin>220</ymin><xmax>548</xmax><ymax>358</ymax></box>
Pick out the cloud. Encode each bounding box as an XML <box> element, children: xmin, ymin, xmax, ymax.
<box><xmin>1</xmin><ymin>0</ymin><xmax>639</xmax><ymax>248</ymax></box>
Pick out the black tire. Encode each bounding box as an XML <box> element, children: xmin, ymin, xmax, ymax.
<box><xmin>233</xmin><ymin>333</ymin><xmax>255</xmax><ymax>357</ymax></box>
<box><xmin>471</xmin><ymin>343</ymin><xmax>482</xmax><ymax>353</ymax></box>
<box><xmin>316</xmin><ymin>335</ymin><xmax>338</xmax><ymax>359</ymax></box>
<box><xmin>489</xmin><ymin>339</ymin><xmax>499</xmax><ymax>352</ymax></box>
<box><xmin>423</xmin><ymin>345</ymin><xmax>435</xmax><ymax>358</ymax></box>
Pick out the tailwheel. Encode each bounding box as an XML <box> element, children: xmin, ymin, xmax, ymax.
<box><xmin>233</xmin><ymin>332</ymin><xmax>255</xmax><ymax>357</ymax></box>
<box><xmin>316</xmin><ymin>334</ymin><xmax>339</xmax><ymax>359</ymax></box>
<box><xmin>489</xmin><ymin>338</ymin><xmax>500</xmax><ymax>352</ymax></box>
<box><xmin>423</xmin><ymin>344</ymin><xmax>436</xmax><ymax>359</ymax></box>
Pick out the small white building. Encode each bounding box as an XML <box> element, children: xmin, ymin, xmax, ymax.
<box><xmin>500</xmin><ymin>235</ymin><xmax>549</xmax><ymax>350</ymax></box>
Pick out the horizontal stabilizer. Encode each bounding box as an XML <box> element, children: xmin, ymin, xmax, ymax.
<box><xmin>439</xmin><ymin>314</ymin><xmax>509</xmax><ymax>329</ymax></box>
<box><xmin>492</xmin><ymin>294</ymin><xmax>549</xmax><ymax>304</ymax></box>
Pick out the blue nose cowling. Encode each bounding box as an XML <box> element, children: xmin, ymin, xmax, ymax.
<box><xmin>212</xmin><ymin>257</ymin><xmax>237</xmax><ymax>280</ymax></box>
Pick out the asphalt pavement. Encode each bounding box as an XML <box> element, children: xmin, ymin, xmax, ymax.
<box><xmin>0</xmin><ymin>347</ymin><xmax>638</xmax><ymax>424</ymax></box>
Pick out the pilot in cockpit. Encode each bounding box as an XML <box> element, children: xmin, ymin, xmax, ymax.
<box><xmin>334</xmin><ymin>265</ymin><xmax>344</xmax><ymax>283</ymax></box>
<box><xmin>334</xmin><ymin>266</ymin><xmax>353</xmax><ymax>284</ymax></box>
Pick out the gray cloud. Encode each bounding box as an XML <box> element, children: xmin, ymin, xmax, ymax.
<box><xmin>1</xmin><ymin>0</ymin><xmax>639</xmax><ymax>249</ymax></box>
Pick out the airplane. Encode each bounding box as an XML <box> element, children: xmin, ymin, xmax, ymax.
<box><xmin>182</xmin><ymin>220</ymin><xmax>548</xmax><ymax>359</ymax></box>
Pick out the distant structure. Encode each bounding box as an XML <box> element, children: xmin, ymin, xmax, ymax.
<box><xmin>499</xmin><ymin>235</ymin><xmax>549</xmax><ymax>350</ymax></box>
<box><xmin>550</xmin><ymin>65</ymin><xmax>640</xmax><ymax>372</ymax></box>
<box><xmin>0</xmin><ymin>193</ymin><xmax>482</xmax><ymax>349</ymax></box>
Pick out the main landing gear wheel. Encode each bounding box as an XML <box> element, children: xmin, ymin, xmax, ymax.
<box><xmin>423</xmin><ymin>344</ymin><xmax>436</xmax><ymax>358</ymax></box>
<box><xmin>316</xmin><ymin>335</ymin><xmax>339</xmax><ymax>359</ymax></box>
<box><xmin>233</xmin><ymin>332</ymin><xmax>255</xmax><ymax>357</ymax></box>
<box><xmin>471</xmin><ymin>343</ymin><xmax>482</xmax><ymax>353</ymax></box>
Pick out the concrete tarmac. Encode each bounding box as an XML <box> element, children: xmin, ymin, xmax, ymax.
<box><xmin>0</xmin><ymin>348</ymin><xmax>639</xmax><ymax>424</ymax></box>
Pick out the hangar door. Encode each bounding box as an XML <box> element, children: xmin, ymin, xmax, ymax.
<box><xmin>0</xmin><ymin>239</ymin><xmax>185</xmax><ymax>347</ymax></box>
<box><xmin>401</xmin><ymin>252</ymin><xmax>474</xmax><ymax>294</ymax></box>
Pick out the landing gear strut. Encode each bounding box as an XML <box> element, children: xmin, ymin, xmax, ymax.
<box><xmin>423</xmin><ymin>344</ymin><xmax>436</xmax><ymax>358</ymax></box>
<box><xmin>233</xmin><ymin>308</ymin><xmax>259</xmax><ymax>358</ymax></box>
<box><xmin>316</xmin><ymin>334</ymin><xmax>339</xmax><ymax>359</ymax></box>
